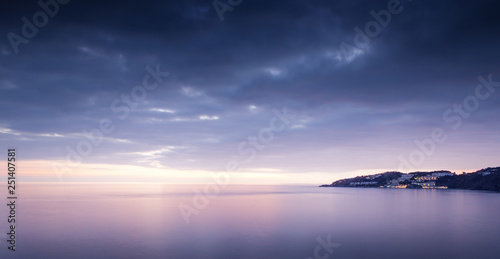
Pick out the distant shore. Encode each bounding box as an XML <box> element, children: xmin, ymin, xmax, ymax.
<box><xmin>320</xmin><ymin>167</ymin><xmax>500</xmax><ymax>192</ymax></box>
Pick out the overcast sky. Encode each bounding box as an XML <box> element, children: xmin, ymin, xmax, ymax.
<box><xmin>1</xmin><ymin>0</ymin><xmax>499</xmax><ymax>183</ymax></box>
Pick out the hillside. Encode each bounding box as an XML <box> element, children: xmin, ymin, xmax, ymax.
<box><xmin>320</xmin><ymin>167</ymin><xmax>500</xmax><ymax>192</ymax></box>
<box><xmin>436</xmin><ymin>167</ymin><xmax>500</xmax><ymax>192</ymax></box>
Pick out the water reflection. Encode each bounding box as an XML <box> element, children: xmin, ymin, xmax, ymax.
<box><xmin>1</xmin><ymin>183</ymin><xmax>499</xmax><ymax>258</ymax></box>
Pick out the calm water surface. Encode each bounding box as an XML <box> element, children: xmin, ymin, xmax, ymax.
<box><xmin>1</xmin><ymin>183</ymin><xmax>499</xmax><ymax>259</ymax></box>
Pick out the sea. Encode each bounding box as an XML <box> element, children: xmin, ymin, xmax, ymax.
<box><xmin>1</xmin><ymin>183</ymin><xmax>499</xmax><ymax>259</ymax></box>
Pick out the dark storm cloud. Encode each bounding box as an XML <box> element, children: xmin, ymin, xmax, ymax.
<box><xmin>0</xmin><ymin>0</ymin><xmax>499</xmax><ymax>173</ymax></box>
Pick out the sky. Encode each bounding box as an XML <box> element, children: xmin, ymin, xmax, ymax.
<box><xmin>0</xmin><ymin>0</ymin><xmax>499</xmax><ymax>184</ymax></box>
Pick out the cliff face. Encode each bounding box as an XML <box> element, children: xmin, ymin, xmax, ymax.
<box><xmin>436</xmin><ymin>167</ymin><xmax>500</xmax><ymax>192</ymax></box>
<box><xmin>321</xmin><ymin>167</ymin><xmax>500</xmax><ymax>192</ymax></box>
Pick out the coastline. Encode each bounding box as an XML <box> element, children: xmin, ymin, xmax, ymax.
<box><xmin>320</xmin><ymin>167</ymin><xmax>500</xmax><ymax>192</ymax></box>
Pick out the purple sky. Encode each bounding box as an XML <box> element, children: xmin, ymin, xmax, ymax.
<box><xmin>1</xmin><ymin>0</ymin><xmax>499</xmax><ymax>183</ymax></box>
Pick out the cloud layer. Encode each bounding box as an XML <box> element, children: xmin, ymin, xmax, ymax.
<box><xmin>1</xmin><ymin>0</ymin><xmax>499</xmax><ymax>180</ymax></box>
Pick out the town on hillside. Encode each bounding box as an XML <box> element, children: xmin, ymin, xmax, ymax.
<box><xmin>320</xmin><ymin>167</ymin><xmax>500</xmax><ymax>192</ymax></box>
